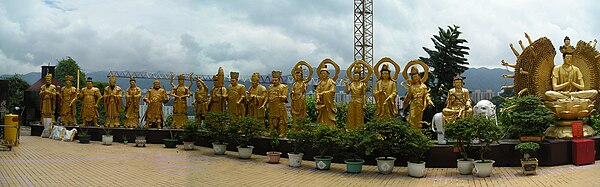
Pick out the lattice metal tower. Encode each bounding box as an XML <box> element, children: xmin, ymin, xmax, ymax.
<box><xmin>353</xmin><ymin>0</ymin><xmax>374</xmax><ymax>86</ymax></box>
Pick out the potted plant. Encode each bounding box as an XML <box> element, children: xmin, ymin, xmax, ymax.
<box><xmin>204</xmin><ymin>112</ymin><xmax>234</xmax><ymax>155</ymax></box>
<box><xmin>337</xmin><ymin>129</ymin><xmax>371</xmax><ymax>173</ymax></box>
<box><xmin>498</xmin><ymin>95</ymin><xmax>553</xmax><ymax>141</ymax></box>
<box><xmin>162</xmin><ymin>119</ymin><xmax>179</xmax><ymax>148</ymax></box>
<box><xmin>230</xmin><ymin>117</ymin><xmax>264</xmax><ymax>159</ymax></box>
<box><xmin>515</xmin><ymin>142</ymin><xmax>540</xmax><ymax>175</ymax></box>
<box><xmin>286</xmin><ymin>118</ymin><xmax>312</xmax><ymax>167</ymax></box>
<box><xmin>364</xmin><ymin>119</ymin><xmax>406</xmax><ymax>174</ymax></box>
<box><xmin>78</xmin><ymin>127</ymin><xmax>91</xmax><ymax>144</ymax></box>
<box><xmin>181</xmin><ymin>120</ymin><xmax>199</xmax><ymax>150</ymax></box>
<box><xmin>122</xmin><ymin>135</ymin><xmax>129</xmax><ymax>145</ymax></box>
<box><xmin>445</xmin><ymin>116</ymin><xmax>479</xmax><ymax>175</ymax></box>
<box><xmin>101</xmin><ymin>126</ymin><xmax>113</xmax><ymax>145</ymax></box>
<box><xmin>308</xmin><ymin>124</ymin><xmax>340</xmax><ymax>170</ymax></box>
<box><xmin>472</xmin><ymin>116</ymin><xmax>503</xmax><ymax>177</ymax></box>
<box><xmin>266</xmin><ymin>131</ymin><xmax>282</xmax><ymax>163</ymax></box>
<box><xmin>404</xmin><ymin>128</ymin><xmax>432</xmax><ymax>178</ymax></box>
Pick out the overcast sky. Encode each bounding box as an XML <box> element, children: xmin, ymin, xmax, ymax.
<box><xmin>0</xmin><ymin>0</ymin><xmax>598</xmax><ymax>76</ymax></box>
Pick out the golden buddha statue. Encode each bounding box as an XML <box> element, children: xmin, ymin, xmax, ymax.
<box><xmin>104</xmin><ymin>75</ymin><xmax>122</xmax><ymax>127</ymax></box>
<box><xmin>260</xmin><ymin>70</ymin><xmax>288</xmax><ymax>136</ymax></box>
<box><xmin>401</xmin><ymin>60</ymin><xmax>434</xmax><ymax>129</ymax></box>
<box><xmin>290</xmin><ymin>61</ymin><xmax>313</xmax><ymax>121</ymax></box>
<box><xmin>247</xmin><ymin>72</ymin><xmax>266</xmax><ymax>121</ymax></box>
<box><xmin>501</xmin><ymin>34</ymin><xmax>600</xmax><ymax>138</ymax></box>
<box><xmin>58</xmin><ymin>75</ymin><xmax>77</xmax><ymax>125</ymax></box>
<box><xmin>169</xmin><ymin>73</ymin><xmax>192</xmax><ymax>129</ymax></box>
<box><xmin>144</xmin><ymin>79</ymin><xmax>169</xmax><ymax>128</ymax></box>
<box><xmin>374</xmin><ymin>57</ymin><xmax>400</xmax><ymax>119</ymax></box>
<box><xmin>40</xmin><ymin>73</ymin><xmax>57</xmax><ymax>123</ymax></box>
<box><xmin>227</xmin><ymin>71</ymin><xmax>246</xmax><ymax>118</ymax></box>
<box><xmin>208</xmin><ymin>67</ymin><xmax>227</xmax><ymax>113</ymax></box>
<box><xmin>442</xmin><ymin>75</ymin><xmax>472</xmax><ymax>123</ymax></box>
<box><xmin>125</xmin><ymin>77</ymin><xmax>142</xmax><ymax>128</ymax></box>
<box><xmin>78</xmin><ymin>77</ymin><xmax>102</xmax><ymax>127</ymax></box>
<box><xmin>194</xmin><ymin>76</ymin><xmax>209</xmax><ymax>123</ymax></box>
<box><xmin>315</xmin><ymin>59</ymin><xmax>340</xmax><ymax>127</ymax></box>
<box><xmin>344</xmin><ymin>60</ymin><xmax>372</xmax><ymax>130</ymax></box>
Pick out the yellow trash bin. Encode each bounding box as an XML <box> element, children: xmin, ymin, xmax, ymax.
<box><xmin>3</xmin><ymin>114</ymin><xmax>19</xmax><ymax>147</ymax></box>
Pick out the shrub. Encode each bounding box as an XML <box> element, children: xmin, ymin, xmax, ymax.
<box><xmin>286</xmin><ymin>117</ymin><xmax>312</xmax><ymax>154</ymax></box>
<box><xmin>230</xmin><ymin>117</ymin><xmax>265</xmax><ymax>148</ymax></box>
<box><xmin>445</xmin><ymin>116</ymin><xmax>479</xmax><ymax>160</ymax></box>
<box><xmin>498</xmin><ymin>95</ymin><xmax>554</xmax><ymax>138</ymax></box>
<box><xmin>204</xmin><ymin>112</ymin><xmax>235</xmax><ymax>145</ymax></box>
<box><xmin>307</xmin><ymin>124</ymin><xmax>341</xmax><ymax>157</ymax></box>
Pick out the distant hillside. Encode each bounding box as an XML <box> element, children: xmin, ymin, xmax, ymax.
<box><xmin>462</xmin><ymin>67</ymin><xmax>509</xmax><ymax>94</ymax></box>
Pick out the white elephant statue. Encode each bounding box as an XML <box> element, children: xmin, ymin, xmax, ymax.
<box><xmin>431</xmin><ymin>100</ymin><xmax>497</xmax><ymax>144</ymax></box>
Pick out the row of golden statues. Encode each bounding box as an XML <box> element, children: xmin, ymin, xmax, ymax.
<box><xmin>40</xmin><ymin>57</ymin><xmax>475</xmax><ymax>135</ymax></box>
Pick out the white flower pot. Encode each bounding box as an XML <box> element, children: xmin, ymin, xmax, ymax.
<box><xmin>183</xmin><ymin>141</ymin><xmax>194</xmax><ymax>150</ymax></box>
<box><xmin>474</xmin><ymin>160</ymin><xmax>495</xmax><ymax>177</ymax></box>
<box><xmin>457</xmin><ymin>158</ymin><xmax>475</xmax><ymax>175</ymax></box>
<box><xmin>102</xmin><ymin>135</ymin><xmax>113</xmax><ymax>145</ymax></box>
<box><xmin>212</xmin><ymin>143</ymin><xmax>227</xmax><ymax>155</ymax></box>
<box><xmin>237</xmin><ymin>146</ymin><xmax>254</xmax><ymax>159</ymax></box>
<box><xmin>288</xmin><ymin>153</ymin><xmax>304</xmax><ymax>167</ymax></box>
<box><xmin>407</xmin><ymin>161</ymin><xmax>427</xmax><ymax>178</ymax></box>
<box><xmin>376</xmin><ymin>157</ymin><xmax>396</xmax><ymax>174</ymax></box>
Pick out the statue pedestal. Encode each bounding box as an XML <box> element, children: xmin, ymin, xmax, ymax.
<box><xmin>544</xmin><ymin>120</ymin><xmax>597</xmax><ymax>138</ymax></box>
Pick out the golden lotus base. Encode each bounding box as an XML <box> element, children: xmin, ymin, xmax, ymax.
<box><xmin>544</xmin><ymin>124</ymin><xmax>596</xmax><ymax>139</ymax></box>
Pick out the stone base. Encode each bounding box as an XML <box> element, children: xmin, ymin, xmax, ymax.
<box><xmin>544</xmin><ymin>124</ymin><xmax>597</xmax><ymax>139</ymax></box>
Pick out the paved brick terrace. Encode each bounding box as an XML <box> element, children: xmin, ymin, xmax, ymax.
<box><xmin>1</xmin><ymin>136</ymin><xmax>599</xmax><ymax>186</ymax></box>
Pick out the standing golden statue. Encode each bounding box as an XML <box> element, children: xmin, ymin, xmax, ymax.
<box><xmin>194</xmin><ymin>76</ymin><xmax>209</xmax><ymax>124</ymax></box>
<box><xmin>315</xmin><ymin>59</ymin><xmax>340</xmax><ymax>127</ymax></box>
<box><xmin>374</xmin><ymin>57</ymin><xmax>400</xmax><ymax>119</ymax></box>
<box><xmin>58</xmin><ymin>75</ymin><xmax>77</xmax><ymax>125</ymax></box>
<box><xmin>79</xmin><ymin>77</ymin><xmax>102</xmax><ymax>126</ymax></box>
<box><xmin>501</xmin><ymin>34</ymin><xmax>600</xmax><ymax>138</ymax></box>
<box><xmin>227</xmin><ymin>71</ymin><xmax>246</xmax><ymax>118</ymax></box>
<box><xmin>169</xmin><ymin>73</ymin><xmax>193</xmax><ymax>129</ymax></box>
<box><xmin>247</xmin><ymin>72</ymin><xmax>266</xmax><ymax>121</ymax></box>
<box><xmin>40</xmin><ymin>73</ymin><xmax>57</xmax><ymax>123</ymax></box>
<box><xmin>442</xmin><ymin>75</ymin><xmax>472</xmax><ymax>123</ymax></box>
<box><xmin>208</xmin><ymin>67</ymin><xmax>227</xmax><ymax>113</ymax></box>
<box><xmin>260</xmin><ymin>70</ymin><xmax>288</xmax><ymax>136</ymax></box>
<box><xmin>401</xmin><ymin>60</ymin><xmax>434</xmax><ymax>129</ymax></box>
<box><xmin>144</xmin><ymin>79</ymin><xmax>169</xmax><ymax>128</ymax></box>
<box><xmin>124</xmin><ymin>77</ymin><xmax>142</xmax><ymax>128</ymax></box>
<box><xmin>290</xmin><ymin>61</ymin><xmax>313</xmax><ymax>121</ymax></box>
<box><xmin>104</xmin><ymin>75</ymin><xmax>122</xmax><ymax>127</ymax></box>
<box><xmin>343</xmin><ymin>60</ymin><xmax>372</xmax><ymax>130</ymax></box>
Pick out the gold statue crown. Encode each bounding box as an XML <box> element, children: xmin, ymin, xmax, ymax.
<box><xmin>293</xmin><ymin>66</ymin><xmax>303</xmax><ymax>74</ymax></box>
<box><xmin>353</xmin><ymin>64</ymin><xmax>362</xmax><ymax>73</ymax></box>
<box><xmin>559</xmin><ymin>36</ymin><xmax>576</xmax><ymax>55</ymax></box>
<box><xmin>381</xmin><ymin>64</ymin><xmax>391</xmax><ymax>72</ymax></box>
<box><xmin>251</xmin><ymin>72</ymin><xmax>260</xmax><ymax>81</ymax></box>
<box><xmin>212</xmin><ymin>75</ymin><xmax>219</xmax><ymax>81</ymax></box>
<box><xmin>410</xmin><ymin>66</ymin><xmax>419</xmax><ymax>75</ymax></box>
<box><xmin>109</xmin><ymin>75</ymin><xmax>116</xmax><ymax>81</ymax></box>
<box><xmin>129</xmin><ymin>76</ymin><xmax>136</xmax><ymax>82</ymax></box>
<box><xmin>453</xmin><ymin>75</ymin><xmax>463</xmax><ymax>81</ymax></box>
<box><xmin>230</xmin><ymin>72</ymin><xmax>239</xmax><ymax>79</ymax></box>
<box><xmin>320</xmin><ymin>65</ymin><xmax>329</xmax><ymax>72</ymax></box>
<box><xmin>176</xmin><ymin>74</ymin><xmax>185</xmax><ymax>80</ymax></box>
<box><xmin>272</xmin><ymin>70</ymin><xmax>282</xmax><ymax>78</ymax></box>
<box><xmin>65</xmin><ymin>75</ymin><xmax>73</xmax><ymax>81</ymax></box>
<box><xmin>86</xmin><ymin>77</ymin><xmax>93</xmax><ymax>82</ymax></box>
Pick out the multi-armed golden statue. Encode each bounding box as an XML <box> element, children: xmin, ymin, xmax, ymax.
<box><xmin>502</xmin><ymin>33</ymin><xmax>599</xmax><ymax>138</ymax></box>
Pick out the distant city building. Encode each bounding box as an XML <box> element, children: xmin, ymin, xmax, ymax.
<box><xmin>470</xmin><ymin>89</ymin><xmax>495</xmax><ymax>103</ymax></box>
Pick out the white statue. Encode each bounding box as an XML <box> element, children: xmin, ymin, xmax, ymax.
<box><xmin>432</xmin><ymin>100</ymin><xmax>497</xmax><ymax>144</ymax></box>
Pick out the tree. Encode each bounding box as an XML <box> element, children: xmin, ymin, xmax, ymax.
<box><xmin>55</xmin><ymin>56</ymin><xmax>86</xmax><ymax>88</ymax></box>
<box><xmin>420</xmin><ymin>25</ymin><xmax>470</xmax><ymax>114</ymax></box>
<box><xmin>6</xmin><ymin>75</ymin><xmax>30</xmax><ymax>113</ymax></box>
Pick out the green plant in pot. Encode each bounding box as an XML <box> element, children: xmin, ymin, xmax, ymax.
<box><xmin>403</xmin><ymin>128</ymin><xmax>432</xmax><ymax>178</ymax></box>
<box><xmin>337</xmin><ymin>129</ymin><xmax>371</xmax><ymax>173</ymax></box>
<box><xmin>101</xmin><ymin>125</ymin><xmax>113</xmax><ymax>146</ymax></box>
<box><xmin>204</xmin><ymin>112</ymin><xmax>235</xmax><ymax>155</ymax></box>
<box><xmin>498</xmin><ymin>95</ymin><xmax>553</xmax><ymax>141</ymax></box>
<box><xmin>471</xmin><ymin>116</ymin><xmax>503</xmax><ymax>177</ymax></box>
<box><xmin>77</xmin><ymin>127</ymin><xmax>91</xmax><ymax>144</ymax></box>
<box><xmin>162</xmin><ymin>120</ymin><xmax>179</xmax><ymax>149</ymax></box>
<box><xmin>266</xmin><ymin>131</ymin><xmax>282</xmax><ymax>164</ymax></box>
<box><xmin>181</xmin><ymin>120</ymin><xmax>199</xmax><ymax>150</ymax></box>
<box><xmin>308</xmin><ymin>124</ymin><xmax>340</xmax><ymax>170</ymax></box>
<box><xmin>230</xmin><ymin>117</ymin><xmax>265</xmax><ymax>159</ymax></box>
<box><xmin>286</xmin><ymin>117</ymin><xmax>312</xmax><ymax>167</ymax></box>
<box><xmin>364</xmin><ymin>119</ymin><xmax>407</xmax><ymax>174</ymax></box>
<box><xmin>445</xmin><ymin>116</ymin><xmax>479</xmax><ymax>175</ymax></box>
<box><xmin>515</xmin><ymin>142</ymin><xmax>540</xmax><ymax>175</ymax></box>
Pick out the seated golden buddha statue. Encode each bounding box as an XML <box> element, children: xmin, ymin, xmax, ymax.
<box><xmin>544</xmin><ymin>36</ymin><xmax>597</xmax><ymax>120</ymax></box>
